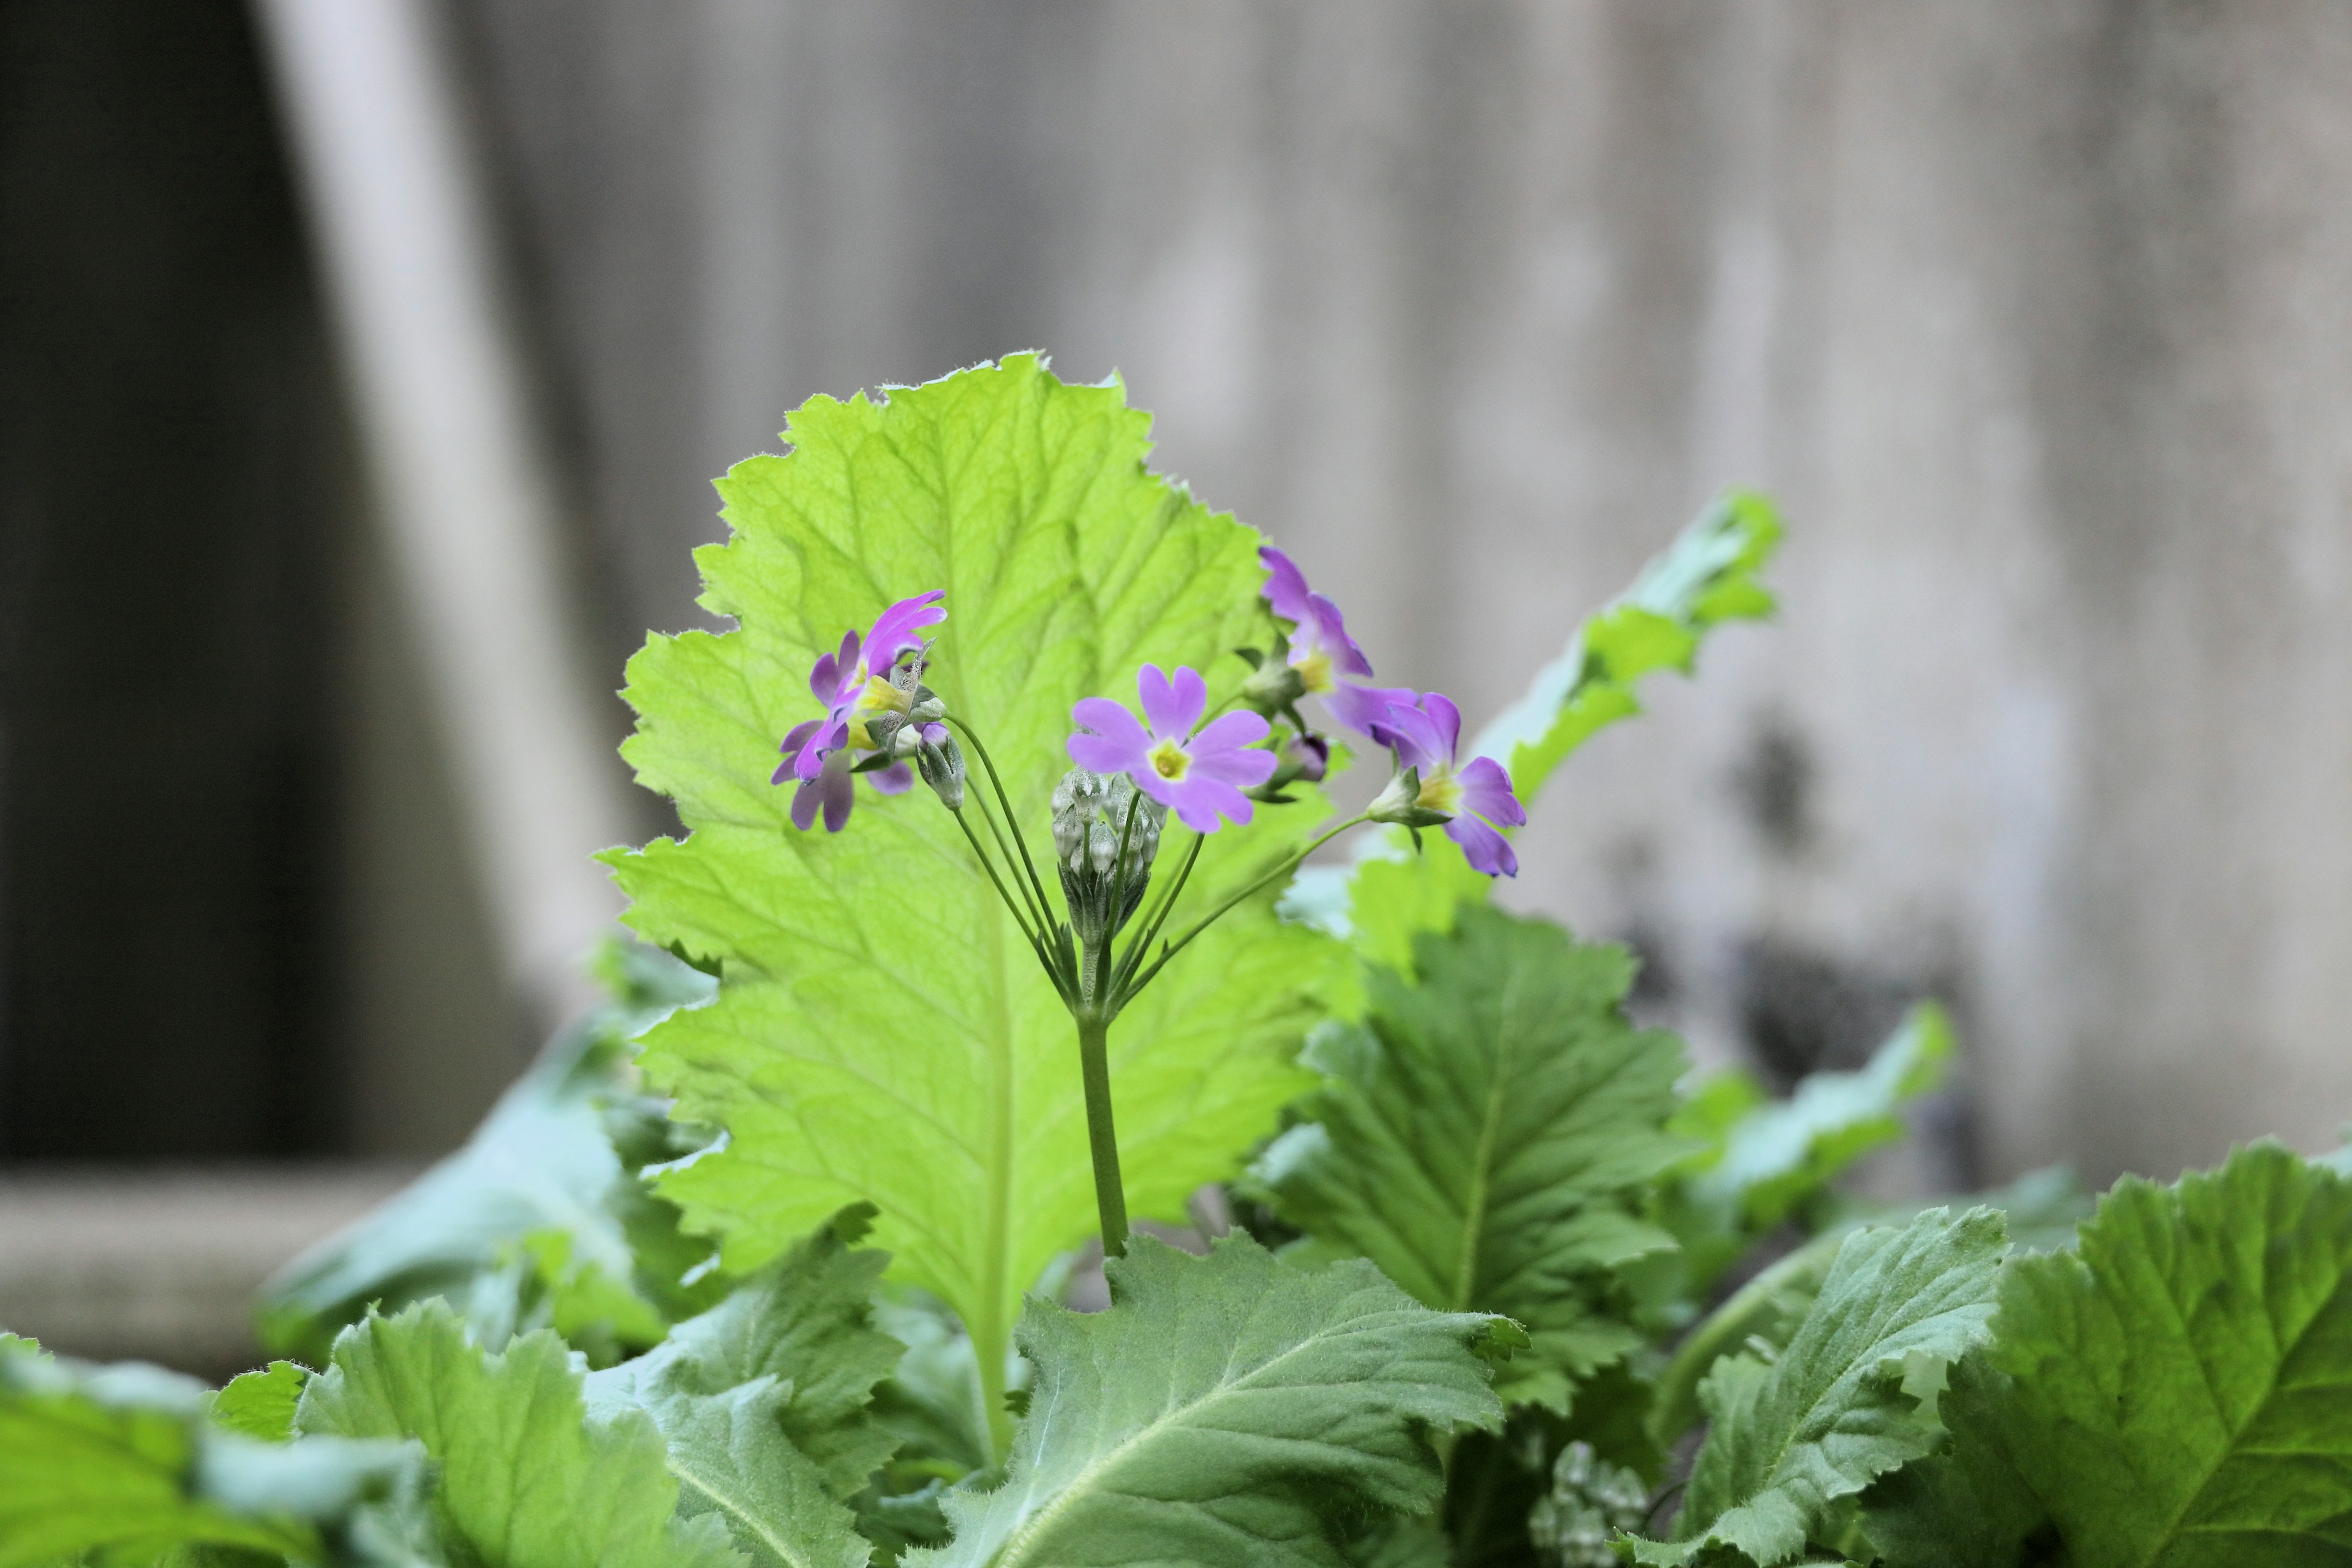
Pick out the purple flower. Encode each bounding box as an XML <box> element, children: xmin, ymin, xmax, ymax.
<box><xmin>1259</xmin><ymin>546</ymin><xmax>1374</xmax><ymax>695</ymax></box>
<box><xmin>1069</xmin><ymin>665</ymin><xmax>1277</xmax><ymax>833</ymax></box>
<box><xmin>1370</xmin><ymin>692</ymin><xmax>1527</xmax><ymax>877</ymax></box>
<box><xmin>774</xmin><ymin>590</ymin><xmax>945</xmax><ymax>832</ymax></box>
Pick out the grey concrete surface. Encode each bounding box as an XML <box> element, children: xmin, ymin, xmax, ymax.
<box><xmin>0</xmin><ymin>1167</ymin><xmax>411</xmax><ymax>1378</ymax></box>
<box><xmin>448</xmin><ymin>1</ymin><xmax>2352</xmax><ymax>1185</ymax></box>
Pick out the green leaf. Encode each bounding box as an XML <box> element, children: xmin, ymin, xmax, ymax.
<box><xmin>260</xmin><ymin>943</ymin><xmax>719</xmax><ymax>1365</ymax></box>
<box><xmin>211</xmin><ymin>1361</ymin><xmax>309</xmax><ymax>1443</ymax></box>
<box><xmin>1956</xmin><ymin>1143</ymin><xmax>2352</xmax><ymax>1567</ymax></box>
<box><xmin>1855</xmin><ymin>1354</ymin><xmax>2059</xmax><ymax>1568</ymax></box>
<box><xmin>1661</xmin><ymin>1005</ymin><xmax>1955</xmax><ymax>1293</ymax></box>
<box><xmin>298</xmin><ymin>1300</ymin><xmax>744</xmax><ymax>1568</ymax></box>
<box><xmin>1283</xmin><ymin>489</ymin><xmax>1781</xmax><ymax>959</ymax></box>
<box><xmin>1648</xmin><ymin>1166</ymin><xmax>2089</xmax><ymax>1451</ymax></box>
<box><xmin>1627</xmin><ymin>1207</ymin><xmax>2007</xmax><ymax>1567</ymax></box>
<box><xmin>601</xmin><ymin>356</ymin><xmax>1344</xmax><ymax>1436</ymax></box>
<box><xmin>911</xmin><ymin>1233</ymin><xmax>1507</xmax><ymax>1568</ymax></box>
<box><xmin>0</xmin><ymin>1348</ymin><xmax>418</xmax><ymax>1568</ymax></box>
<box><xmin>1252</xmin><ymin>905</ymin><xmax>1688</xmax><ymax>1411</ymax></box>
<box><xmin>583</xmin><ymin>1208</ymin><xmax>903</xmax><ymax>1568</ymax></box>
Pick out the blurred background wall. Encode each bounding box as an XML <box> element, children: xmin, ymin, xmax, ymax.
<box><xmin>6</xmin><ymin>1</ymin><xmax>2351</xmax><ymax>1210</ymax></box>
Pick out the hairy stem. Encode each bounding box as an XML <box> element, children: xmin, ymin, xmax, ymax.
<box><xmin>1074</xmin><ymin>1001</ymin><xmax>1129</xmax><ymax>1257</ymax></box>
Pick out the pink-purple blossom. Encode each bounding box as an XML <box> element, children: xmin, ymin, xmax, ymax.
<box><xmin>1259</xmin><ymin>546</ymin><xmax>1374</xmax><ymax>694</ymax></box>
<box><xmin>774</xmin><ymin>590</ymin><xmax>945</xmax><ymax>832</ymax></box>
<box><xmin>1069</xmin><ymin>665</ymin><xmax>1276</xmax><ymax>833</ymax></box>
<box><xmin>1371</xmin><ymin>692</ymin><xmax>1527</xmax><ymax>877</ymax></box>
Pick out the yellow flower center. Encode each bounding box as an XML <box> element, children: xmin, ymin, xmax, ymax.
<box><xmin>1415</xmin><ymin>766</ymin><xmax>1461</xmax><ymax>816</ymax></box>
<box><xmin>1148</xmin><ymin>737</ymin><xmax>1191</xmax><ymax>782</ymax></box>
<box><xmin>1292</xmin><ymin>646</ymin><xmax>1335</xmax><ymax>695</ymax></box>
<box><xmin>843</xmin><ymin>665</ymin><xmax>910</xmax><ymax>750</ymax></box>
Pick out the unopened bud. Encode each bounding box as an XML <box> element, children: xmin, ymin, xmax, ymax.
<box><xmin>909</xmin><ymin>688</ymin><xmax>946</xmax><ymax>725</ymax></box>
<box><xmin>1366</xmin><ymin>765</ymin><xmax>1452</xmax><ymax>829</ymax></box>
<box><xmin>1050</xmin><ymin>767</ymin><xmax>1167</xmax><ymax>946</ymax></box>
<box><xmin>1527</xmin><ymin>1442</ymin><xmax>1648</xmax><ymax>1568</ymax></box>
<box><xmin>915</xmin><ymin>726</ymin><xmax>965</xmax><ymax>809</ymax></box>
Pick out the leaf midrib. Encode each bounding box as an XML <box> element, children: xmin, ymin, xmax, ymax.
<box><xmin>671</xmin><ymin>1456</ymin><xmax>831</xmax><ymax>1568</ymax></box>
<box><xmin>987</xmin><ymin>1313</ymin><xmax>1427</xmax><ymax>1568</ymax></box>
<box><xmin>2130</xmin><ymin>1231</ymin><xmax>2351</xmax><ymax>1565</ymax></box>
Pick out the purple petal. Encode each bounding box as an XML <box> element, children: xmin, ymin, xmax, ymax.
<box><xmin>861</xmin><ymin>590</ymin><xmax>947</xmax><ymax>671</ymax></box>
<box><xmin>1457</xmin><ymin>756</ymin><xmax>1525</xmax><ymax>827</ymax></box>
<box><xmin>820</xmin><ymin>753</ymin><xmax>856</xmax><ymax>832</ymax></box>
<box><xmin>1446</xmin><ymin>813</ymin><xmax>1518</xmax><ymax>876</ymax></box>
<box><xmin>1303</xmin><ymin>594</ymin><xmax>1375</xmax><ymax>678</ymax></box>
<box><xmin>869</xmin><ymin>761</ymin><xmax>915</xmax><ymax>796</ymax></box>
<box><xmin>919</xmin><ymin>722</ymin><xmax>949</xmax><ymax>747</ymax></box>
<box><xmin>775</xmin><ymin>719</ymin><xmax>823</xmax><ymax>784</ymax></box>
<box><xmin>1325</xmin><ymin>682</ymin><xmax>1417</xmax><ymax>739</ymax></box>
<box><xmin>791</xmin><ymin>776</ymin><xmax>823</xmax><ymax>830</ymax></box>
<box><xmin>1137</xmin><ymin>663</ymin><xmax>1204</xmax><ymax>738</ymax></box>
<box><xmin>794</xmin><ymin>717</ymin><xmax>847</xmax><ymax>782</ymax></box>
<box><xmin>1259</xmin><ymin>546</ymin><xmax>1314</xmax><ymax>625</ymax></box>
<box><xmin>1189</xmin><ymin>744</ymin><xmax>1278</xmax><ymax>790</ymax></box>
<box><xmin>1420</xmin><ymin>693</ymin><xmax>1463</xmax><ymax>761</ymax></box>
<box><xmin>1071</xmin><ymin>697</ymin><xmax>1151</xmax><ymax>767</ymax></box>
<box><xmin>1132</xmin><ymin>764</ymin><xmax>1185</xmax><ymax>814</ymax></box>
<box><xmin>1376</xmin><ymin>701</ymin><xmax>1448</xmax><ymax>775</ymax></box>
<box><xmin>1191</xmin><ymin>709</ymin><xmax>1272</xmax><ymax>755</ymax></box>
<box><xmin>809</xmin><ymin>647</ymin><xmax>841</xmax><ymax>703</ymax></box>
<box><xmin>1167</xmin><ymin>773</ymin><xmax>1253</xmax><ymax>833</ymax></box>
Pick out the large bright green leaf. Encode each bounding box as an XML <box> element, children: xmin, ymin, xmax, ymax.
<box><xmin>260</xmin><ymin>941</ymin><xmax>720</xmax><ymax>1365</ymax></box>
<box><xmin>298</xmin><ymin>1301</ymin><xmax>744</xmax><ymax>1568</ymax></box>
<box><xmin>0</xmin><ymin>1343</ymin><xmax>420</xmax><ymax>1568</ymax></box>
<box><xmin>1626</xmin><ymin>1207</ymin><xmax>2007</xmax><ymax>1567</ymax></box>
<box><xmin>911</xmin><ymin>1233</ymin><xmax>1507</xmax><ymax>1568</ymax></box>
<box><xmin>602</xmin><ymin>356</ymin><xmax>1344</xmax><ymax>1436</ymax></box>
<box><xmin>1948</xmin><ymin>1143</ymin><xmax>2352</xmax><ymax>1567</ymax></box>
<box><xmin>1252</xmin><ymin>905</ymin><xmax>1687</xmax><ymax>1412</ymax></box>
<box><xmin>1283</xmin><ymin>490</ymin><xmax>1781</xmax><ymax>962</ymax></box>
<box><xmin>584</xmin><ymin>1208</ymin><xmax>903</xmax><ymax>1568</ymax></box>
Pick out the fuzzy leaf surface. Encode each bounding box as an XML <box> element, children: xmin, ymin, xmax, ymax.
<box><xmin>1628</xmin><ymin>1207</ymin><xmax>2006</xmax><ymax>1567</ymax></box>
<box><xmin>1972</xmin><ymin>1143</ymin><xmax>2352</xmax><ymax>1567</ymax></box>
<box><xmin>603</xmin><ymin>356</ymin><xmax>1341</xmax><ymax>1396</ymax></box>
<box><xmin>584</xmin><ymin>1210</ymin><xmax>902</xmax><ymax>1568</ymax></box>
<box><xmin>912</xmin><ymin>1234</ymin><xmax>1506</xmax><ymax>1568</ymax></box>
<box><xmin>298</xmin><ymin>1300</ymin><xmax>743</xmax><ymax>1568</ymax></box>
<box><xmin>0</xmin><ymin>1348</ymin><xmax>416</xmax><ymax>1568</ymax></box>
<box><xmin>1253</xmin><ymin>906</ymin><xmax>1687</xmax><ymax>1410</ymax></box>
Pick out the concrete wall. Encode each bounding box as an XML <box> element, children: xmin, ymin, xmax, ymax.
<box><xmin>459</xmin><ymin>1</ymin><xmax>2352</xmax><ymax>1184</ymax></box>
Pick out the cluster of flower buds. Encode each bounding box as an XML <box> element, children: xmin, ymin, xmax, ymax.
<box><xmin>1526</xmin><ymin>1442</ymin><xmax>1649</xmax><ymax>1568</ymax></box>
<box><xmin>1050</xmin><ymin>766</ymin><xmax>1168</xmax><ymax>945</ymax></box>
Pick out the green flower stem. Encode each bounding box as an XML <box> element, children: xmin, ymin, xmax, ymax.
<box><xmin>948</xmin><ymin>715</ymin><xmax>1061</xmax><ymax>935</ymax></box>
<box><xmin>1109</xmin><ymin>831</ymin><xmax>1203</xmax><ymax>997</ymax></box>
<box><xmin>1074</xmin><ymin>1003</ymin><xmax>1130</xmax><ymax>1257</ymax></box>
<box><xmin>952</xmin><ymin>807</ymin><xmax>1075</xmax><ymax>1008</ymax></box>
<box><xmin>1117</xmin><ymin>813</ymin><xmax>1369</xmax><ymax>1004</ymax></box>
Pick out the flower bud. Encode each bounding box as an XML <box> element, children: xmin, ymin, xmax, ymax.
<box><xmin>1050</xmin><ymin>766</ymin><xmax>1167</xmax><ymax>946</ymax></box>
<box><xmin>1238</xmin><ymin>652</ymin><xmax>1306</xmax><ymax>718</ymax></box>
<box><xmin>1366</xmin><ymin>765</ymin><xmax>1453</xmax><ymax>829</ymax></box>
<box><xmin>914</xmin><ymin>725</ymin><xmax>964</xmax><ymax>809</ymax></box>
<box><xmin>1527</xmin><ymin>1442</ymin><xmax>1648</xmax><ymax>1568</ymax></box>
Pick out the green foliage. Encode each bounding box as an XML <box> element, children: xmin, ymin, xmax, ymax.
<box><xmin>260</xmin><ymin>941</ymin><xmax>720</xmax><ymax>1365</ymax></box>
<box><xmin>602</xmin><ymin>356</ymin><xmax>1346</xmax><ymax>1434</ymax></box>
<box><xmin>1478</xmin><ymin>489</ymin><xmax>1782</xmax><ymax>802</ymax></box>
<box><xmin>298</xmin><ymin>1301</ymin><xmax>743</xmax><ymax>1568</ymax></box>
<box><xmin>584</xmin><ymin>1208</ymin><xmax>903</xmax><ymax>1568</ymax></box>
<box><xmin>908</xmin><ymin>1234</ymin><xmax>1508</xmax><ymax>1568</ymax></box>
<box><xmin>1873</xmin><ymin>1143</ymin><xmax>2352</xmax><ymax>1568</ymax></box>
<box><xmin>0</xmin><ymin>1341</ymin><xmax>422</xmax><ymax>1568</ymax></box>
<box><xmin>1253</xmin><ymin>905</ymin><xmax>1687</xmax><ymax>1412</ymax></box>
<box><xmin>1628</xmin><ymin>1207</ymin><xmax>2007</xmax><ymax>1567</ymax></box>
<box><xmin>1660</xmin><ymin>1005</ymin><xmax>1954</xmax><ymax>1294</ymax></box>
<box><xmin>212</xmin><ymin>1361</ymin><xmax>309</xmax><ymax>1443</ymax></box>
<box><xmin>1283</xmin><ymin>489</ymin><xmax>1782</xmax><ymax>960</ymax></box>
<box><xmin>1648</xmin><ymin>1166</ymin><xmax>2089</xmax><ymax>1450</ymax></box>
